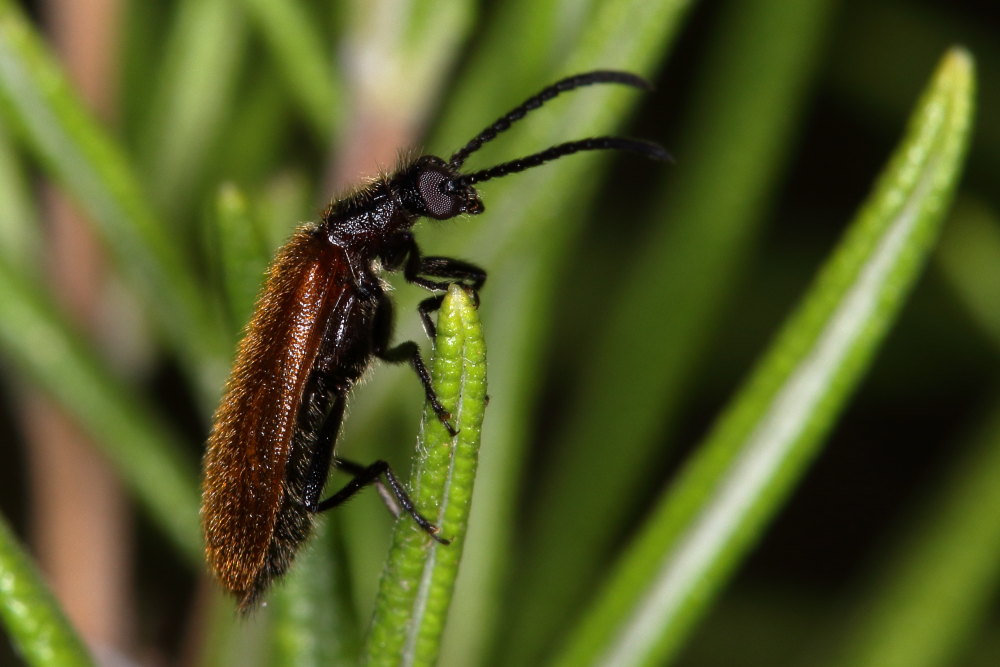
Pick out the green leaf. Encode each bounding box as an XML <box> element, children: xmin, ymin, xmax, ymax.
<box><xmin>510</xmin><ymin>0</ymin><xmax>838</xmax><ymax>655</ymax></box>
<box><xmin>269</xmin><ymin>521</ymin><xmax>361</xmax><ymax>667</ymax></box>
<box><xmin>0</xmin><ymin>515</ymin><xmax>93</xmax><ymax>667</ymax></box>
<box><xmin>207</xmin><ymin>183</ymin><xmax>270</xmax><ymax>337</ymax></box>
<box><xmin>365</xmin><ymin>285</ymin><xmax>487</xmax><ymax>667</ymax></box>
<box><xmin>0</xmin><ymin>258</ymin><xmax>201</xmax><ymax>563</ymax></box>
<box><xmin>0</xmin><ymin>0</ymin><xmax>229</xmax><ymax>404</ymax></box>
<box><xmin>136</xmin><ymin>0</ymin><xmax>248</xmax><ymax>217</ymax></box>
<box><xmin>822</xmin><ymin>202</ymin><xmax>1000</xmax><ymax>667</ymax></box>
<box><xmin>554</xmin><ymin>47</ymin><xmax>975</xmax><ymax>667</ymax></box>
<box><xmin>824</xmin><ymin>399</ymin><xmax>1000</xmax><ymax>667</ymax></box>
<box><xmin>0</xmin><ymin>120</ymin><xmax>40</xmax><ymax>273</ymax></box>
<box><xmin>238</xmin><ymin>0</ymin><xmax>343</xmax><ymax>141</ymax></box>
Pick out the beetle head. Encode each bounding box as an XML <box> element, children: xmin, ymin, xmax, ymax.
<box><xmin>399</xmin><ymin>155</ymin><xmax>484</xmax><ymax>220</ymax></box>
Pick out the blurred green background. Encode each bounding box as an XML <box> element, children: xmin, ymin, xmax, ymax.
<box><xmin>0</xmin><ymin>0</ymin><xmax>996</xmax><ymax>665</ymax></box>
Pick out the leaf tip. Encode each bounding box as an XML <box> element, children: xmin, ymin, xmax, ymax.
<box><xmin>940</xmin><ymin>46</ymin><xmax>974</xmax><ymax>88</ymax></box>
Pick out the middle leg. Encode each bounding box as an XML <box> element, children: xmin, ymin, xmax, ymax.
<box><xmin>372</xmin><ymin>293</ymin><xmax>458</xmax><ymax>436</ymax></box>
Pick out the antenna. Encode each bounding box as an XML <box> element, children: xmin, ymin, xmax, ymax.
<box><xmin>448</xmin><ymin>70</ymin><xmax>653</xmax><ymax>169</ymax></box>
<box><xmin>452</xmin><ymin>137</ymin><xmax>670</xmax><ymax>188</ymax></box>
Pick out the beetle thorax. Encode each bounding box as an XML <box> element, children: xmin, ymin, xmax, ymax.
<box><xmin>322</xmin><ymin>179</ymin><xmax>417</xmax><ymax>247</ymax></box>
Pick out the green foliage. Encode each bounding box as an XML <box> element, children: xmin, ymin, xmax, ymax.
<box><xmin>0</xmin><ymin>517</ymin><xmax>92</xmax><ymax>667</ymax></box>
<box><xmin>0</xmin><ymin>1</ymin><xmax>993</xmax><ymax>665</ymax></box>
<box><xmin>555</xmin><ymin>48</ymin><xmax>974</xmax><ymax>667</ymax></box>
<box><xmin>366</xmin><ymin>286</ymin><xmax>488</xmax><ymax>666</ymax></box>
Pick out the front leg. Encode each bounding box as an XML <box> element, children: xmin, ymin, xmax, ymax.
<box><xmin>404</xmin><ymin>253</ymin><xmax>487</xmax><ymax>293</ymax></box>
<box><xmin>401</xmin><ymin>240</ymin><xmax>486</xmax><ymax>338</ymax></box>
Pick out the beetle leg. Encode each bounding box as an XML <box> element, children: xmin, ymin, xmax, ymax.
<box><xmin>416</xmin><ymin>295</ymin><xmax>445</xmax><ymax>338</ymax></box>
<box><xmin>407</xmin><ymin>255</ymin><xmax>487</xmax><ymax>293</ymax></box>
<box><xmin>318</xmin><ymin>457</ymin><xmax>449</xmax><ymax>544</ymax></box>
<box><xmin>301</xmin><ymin>391</ymin><xmax>391</xmax><ymax>511</ymax></box>
<box><xmin>373</xmin><ymin>294</ymin><xmax>458</xmax><ymax>436</ymax></box>
<box><xmin>405</xmin><ymin>252</ymin><xmax>487</xmax><ymax>294</ymax></box>
<box><xmin>402</xmin><ymin>244</ymin><xmax>486</xmax><ymax>338</ymax></box>
<box><xmin>304</xmin><ymin>400</ymin><xmax>448</xmax><ymax>543</ymax></box>
<box><xmin>302</xmin><ymin>393</ymin><xmax>344</xmax><ymax>509</ymax></box>
<box><xmin>401</xmin><ymin>236</ymin><xmax>487</xmax><ymax>293</ymax></box>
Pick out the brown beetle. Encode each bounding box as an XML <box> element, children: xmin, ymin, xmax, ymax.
<box><xmin>200</xmin><ymin>71</ymin><xmax>668</xmax><ymax>610</ymax></box>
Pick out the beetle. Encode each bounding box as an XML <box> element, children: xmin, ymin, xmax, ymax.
<box><xmin>201</xmin><ymin>70</ymin><xmax>669</xmax><ymax>610</ymax></box>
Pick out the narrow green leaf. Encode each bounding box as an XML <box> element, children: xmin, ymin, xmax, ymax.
<box><xmin>414</xmin><ymin>3</ymin><xmax>696</xmax><ymax>664</ymax></box>
<box><xmin>825</xmin><ymin>399</ymin><xmax>1000</xmax><ymax>667</ymax></box>
<box><xmin>0</xmin><ymin>121</ymin><xmax>40</xmax><ymax>273</ymax></box>
<box><xmin>208</xmin><ymin>183</ymin><xmax>269</xmax><ymax>336</ymax></box>
<box><xmin>136</xmin><ymin>0</ymin><xmax>247</xmax><ymax>216</ymax></box>
<box><xmin>212</xmin><ymin>68</ymin><xmax>292</xmax><ymax>187</ymax></box>
<box><xmin>555</xmin><ymin>47</ymin><xmax>975</xmax><ymax>667</ymax></box>
<box><xmin>937</xmin><ymin>198</ymin><xmax>1000</xmax><ymax>346</ymax></box>
<box><xmin>513</xmin><ymin>0</ymin><xmax>838</xmax><ymax>655</ymax></box>
<box><xmin>0</xmin><ymin>259</ymin><xmax>202</xmax><ymax>562</ymax></box>
<box><xmin>0</xmin><ymin>0</ymin><xmax>229</xmax><ymax>403</ymax></box>
<box><xmin>0</xmin><ymin>515</ymin><xmax>93</xmax><ymax>667</ymax></box>
<box><xmin>238</xmin><ymin>0</ymin><xmax>342</xmax><ymax>141</ymax></box>
<box><xmin>118</xmin><ymin>2</ymin><xmax>171</xmax><ymax>145</ymax></box>
<box><xmin>270</xmin><ymin>521</ymin><xmax>361</xmax><ymax>667</ymax></box>
<box><xmin>823</xmin><ymin>201</ymin><xmax>1000</xmax><ymax>667</ymax></box>
<box><xmin>365</xmin><ymin>285</ymin><xmax>487</xmax><ymax>667</ymax></box>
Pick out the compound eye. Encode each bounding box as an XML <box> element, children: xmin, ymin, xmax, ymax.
<box><xmin>418</xmin><ymin>168</ymin><xmax>459</xmax><ymax>219</ymax></box>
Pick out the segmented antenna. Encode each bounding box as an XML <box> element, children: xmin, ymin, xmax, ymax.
<box><xmin>452</xmin><ymin>137</ymin><xmax>670</xmax><ymax>188</ymax></box>
<box><xmin>448</xmin><ymin>70</ymin><xmax>652</xmax><ymax>169</ymax></box>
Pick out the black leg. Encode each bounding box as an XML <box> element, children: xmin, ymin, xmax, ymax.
<box><xmin>405</xmin><ymin>255</ymin><xmax>487</xmax><ymax>293</ymax></box>
<box><xmin>317</xmin><ymin>457</ymin><xmax>449</xmax><ymax>544</ymax></box>
<box><xmin>399</xmin><ymin>236</ymin><xmax>486</xmax><ymax>291</ymax></box>
<box><xmin>302</xmin><ymin>393</ymin><xmax>346</xmax><ymax>509</ymax></box>
<box><xmin>409</xmin><ymin>257</ymin><xmax>484</xmax><ymax>340</ymax></box>
<box><xmin>380</xmin><ymin>340</ymin><xmax>458</xmax><ymax>437</ymax></box>
<box><xmin>392</xmin><ymin>236</ymin><xmax>485</xmax><ymax>337</ymax></box>
<box><xmin>329</xmin><ymin>456</ymin><xmax>399</xmax><ymax>517</ymax></box>
<box><xmin>372</xmin><ymin>294</ymin><xmax>458</xmax><ymax>436</ymax></box>
<box><xmin>417</xmin><ymin>295</ymin><xmax>445</xmax><ymax>338</ymax></box>
<box><xmin>417</xmin><ymin>285</ymin><xmax>481</xmax><ymax>338</ymax></box>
